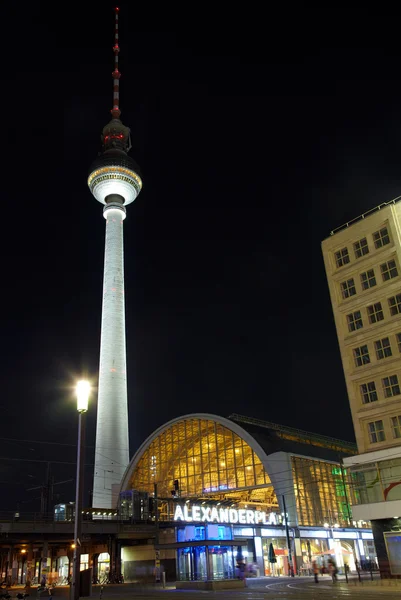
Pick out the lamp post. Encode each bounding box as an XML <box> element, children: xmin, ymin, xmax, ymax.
<box><xmin>71</xmin><ymin>381</ymin><xmax>90</xmax><ymax>600</ymax></box>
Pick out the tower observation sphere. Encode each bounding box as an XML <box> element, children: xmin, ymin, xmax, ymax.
<box><xmin>88</xmin><ymin>7</ymin><xmax>142</xmax><ymax>509</ymax></box>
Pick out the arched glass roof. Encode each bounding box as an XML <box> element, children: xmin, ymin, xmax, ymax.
<box><xmin>126</xmin><ymin>416</ymin><xmax>272</xmax><ymax>497</ymax></box>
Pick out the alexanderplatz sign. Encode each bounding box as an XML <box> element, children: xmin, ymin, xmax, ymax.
<box><xmin>174</xmin><ymin>504</ymin><xmax>279</xmax><ymax>525</ymax></box>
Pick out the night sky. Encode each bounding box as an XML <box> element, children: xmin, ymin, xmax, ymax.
<box><xmin>2</xmin><ymin>5</ymin><xmax>401</xmax><ymax>510</ymax></box>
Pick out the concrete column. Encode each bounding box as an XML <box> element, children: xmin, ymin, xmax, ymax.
<box><xmin>253</xmin><ymin>529</ymin><xmax>264</xmax><ymax>576</ymax></box>
<box><xmin>26</xmin><ymin>545</ymin><xmax>34</xmax><ymax>586</ymax></box>
<box><xmin>41</xmin><ymin>542</ymin><xmax>49</xmax><ymax>584</ymax></box>
<box><xmin>6</xmin><ymin>545</ymin><xmax>13</xmax><ymax>584</ymax></box>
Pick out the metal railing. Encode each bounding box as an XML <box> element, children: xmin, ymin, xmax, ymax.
<box><xmin>328</xmin><ymin>195</ymin><xmax>401</xmax><ymax>237</ymax></box>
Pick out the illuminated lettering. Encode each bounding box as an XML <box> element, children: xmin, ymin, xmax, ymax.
<box><xmin>173</xmin><ymin>504</ymin><xmax>279</xmax><ymax>526</ymax></box>
<box><xmin>219</xmin><ymin>508</ymin><xmax>229</xmax><ymax>522</ymax></box>
<box><xmin>174</xmin><ymin>505</ymin><xmax>184</xmax><ymax>521</ymax></box>
<box><xmin>229</xmin><ymin>508</ymin><xmax>238</xmax><ymax>523</ymax></box>
<box><xmin>238</xmin><ymin>509</ymin><xmax>246</xmax><ymax>524</ymax></box>
<box><xmin>201</xmin><ymin>506</ymin><xmax>212</xmax><ymax>522</ymax></box>
<box><xmin>210</xmin><ymin>507</ymin><xmax>219</xmax><ymax>521</ymax></box>
<box><xmin>246</xmin><ymin>510</ymin><xmax>255</xmax><ymax>524</ymax></box>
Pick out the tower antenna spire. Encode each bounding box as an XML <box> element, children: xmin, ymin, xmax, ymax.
<box><xmin>111</xmin><ymin>7</ymin><xmax>121</xmax><ymax>119</ymax></box>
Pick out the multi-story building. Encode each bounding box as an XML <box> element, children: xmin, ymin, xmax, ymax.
<box><xmin>322</xmin><ymin>197</ymin><xmax>401</xmax><ymax>577</ymax></box>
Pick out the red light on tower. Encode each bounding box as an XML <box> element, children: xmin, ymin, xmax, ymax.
<box><xmin>115</xmin><ymin>6</ymin><xmax>120</xmax><ymax>11</ymax></box>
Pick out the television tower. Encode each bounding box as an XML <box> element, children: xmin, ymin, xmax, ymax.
<box><xmin>88</xmin><ymin>7</ymin><xmax>142</xmax><ymax>509</ymax></box>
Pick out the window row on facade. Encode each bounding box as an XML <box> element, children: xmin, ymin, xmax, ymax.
<box><xmin>352</xmin><ymin>332</ymin><xmax>401</xmax><ymax>368</ymax></box>
<box><xmin>334</xmin><ymin>226</ymin><xmax>390</xmax><ymax>270</ymax></box>
<box><xmin>359</xmin><ymin>372</ymin><xmax>400</xmax><ymax>405</ymax></box>
<box><xmin>339</xmin><ymin>258</ymin><xmax>398</xmax><ymax>302</ymax></box>
<box><xmin>346</xmin><ymin>293</ymin><xmax>401</xmax><ymax>333</ymax></box>
<box><xmin>367</xmin><ymin>414</ymin><xmax>401</xmax><ymax>445</ymax></box>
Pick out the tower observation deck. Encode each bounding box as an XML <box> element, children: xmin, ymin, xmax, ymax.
<box><xmin>88</xmin><ymin>7</ymin><xmax>142</xmax><ymax>509</ymax></box>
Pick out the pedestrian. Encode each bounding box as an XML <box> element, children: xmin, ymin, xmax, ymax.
<box><xmin>328</xmin><ymin>558</ymin><xmax>338</xmax><ymax>583</ymax></box>
<box><xmin>312</xmin><ymin>560</ymin><xmax>319</xmax><ymax>584</ymax></box>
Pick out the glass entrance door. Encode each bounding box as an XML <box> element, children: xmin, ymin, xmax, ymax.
<box><xmin>208</xmin><ymin>546</ymin><xmax>234</xmax><ymax>579</ymax></box>
<box><xmin>177</xmin><ymin>547</ymin><xmax>207</xmax><ymax>581</ymax></box>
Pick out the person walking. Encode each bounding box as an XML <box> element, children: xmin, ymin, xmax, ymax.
<box><xmin>328</xmin><ymin>558</ymin><xmax>338</xmax><ymax>583</ymax></box>
<box><xmin>312</xmin><ymin>560</ymin><xmax>319</xmax><ymax>584</ymax></box>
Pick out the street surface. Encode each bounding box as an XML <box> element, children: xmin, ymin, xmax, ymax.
<box><xmin>4</xmin><ymin>577</ymin><xmax>401</xmax><ymax>600</ymax></box>
<box><xmin>91</xmin><ymin>576</ymin><xmax>401</xmax><ymax>599</ymax></box>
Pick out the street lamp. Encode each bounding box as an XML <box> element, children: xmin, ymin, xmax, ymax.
<box><xmin>71</xmin><ymin>381</ymin><xmax>90</xmax><ymax>600</ymax></box>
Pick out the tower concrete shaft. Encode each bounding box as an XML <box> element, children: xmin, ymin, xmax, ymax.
<box><xmin>93</xmin><ymin>203</ymin><xmax>129</xmax><ymax>509</ymax></box>
<box><xmin>89</xmin><ymin>6</ymin><xmax>142</xmax><ymax>509</ymax></box>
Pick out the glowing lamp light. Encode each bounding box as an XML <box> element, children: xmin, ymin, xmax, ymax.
<box><xmin>323</xmin><ymin>522</ymin><xmax>329</xmax><ymax>528</ymax></box>
<box><xmin>21</xmin><ymin>549</ymin><xmax>26</xmax><ymax>554</ymax></box>
<box><xmin>71</xmin><ymin>544</ymin><xmax>76</xmax><ymax>549</ymax></box>
<box><xmin>76</xmin><ymin>380</ymin><xmax>90</xmax><ymax>413</ymax></box>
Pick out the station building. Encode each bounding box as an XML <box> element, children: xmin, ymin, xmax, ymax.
<box><xmin>118</xmin><ymin>413</ymin><xmax>376</xmax><ymax>582</ymax></box>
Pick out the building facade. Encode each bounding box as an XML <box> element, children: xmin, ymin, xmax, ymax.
<box><xmin>118</xmin><ymin>413</ymin><xmax>374</xmax><ymax>583</ymax></box>
<box><xmin>322</xmin><ymin>198</ymin><xmax>401</xmax><ymax>577</ymax></box>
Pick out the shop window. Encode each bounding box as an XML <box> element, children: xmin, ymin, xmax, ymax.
<box><xmin>207</xmin><ymin>524</ymin><xmax>232</xmax><ymax>540</ymax></box>
<box><xmin>177</xmin><ymin>525</ymin><xmax>205</xmax><ymax>542</ymax></box>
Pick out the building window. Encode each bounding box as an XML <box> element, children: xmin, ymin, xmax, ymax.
<box><xmin>388</xmin><ymin>294</ymin><xmax>401</xmax><ymax>316</ymax></box>
<box><xmin>347</xmin><ymin>310</ymin><xmax>363</xmax><ymax>332</ymax></box>
<box><xmin>341</xmin><ymin>278</ymin><xmax>356</xmax><ymax>299</ymax></box>
<box><xmin>354</xmin><ymin>237</ymin><xmax>369</xmax><ymax>259</ymax></box>
<box><xmin>335</xmin><ymin>247</ymin><xmax>350</xmax><ymax>268</ymax></box>
<box><xmin>375</xmin><ymin>337</ymin><xmax>392</xmax><ymax>360</ymax></box>
<box><xmin>373</xmin><ymin>227</ymin><xmax>390</xmax><ymax>249</ymax></box>
<box><xmin>382</xmin><ymin>375</ymin><xmax>401</xmax><ymax>398</ymax></box>
<box><xmin>397</xmin><ymin>333</ymin><xmax>401</xmax><ymax>353</ymax></box>
<box><xmin>360</xmin><ymin>269</ymin><xmax>376</xmax><ymax>290</ymax></box>
<box><xmin>353</xmin><ymin>345</ymin><xmax>370</xmax><ymax>367</ymax></box>
<box><xmin>368</xmin><ymin>420</ymin><xmax>385</xmax><ymax>443</ymax></box>
<box><xmin>367</xmin><ymin>302</ymin><xmax>384</xmax><ymax>324</ymax></box>
<box><xmin>391</xmin><ymin>415</ymin><xmax>401</xmax><ymax>439</ymax></box>
<box><xmin>360</xmin><ymin>381</ymin><xmax>378</xmax><ymax>404</ymax></box>
<box><xmin>381</xmin><ymin>260</ymin><xmax>398</xmax><ymax>282</ymax></box>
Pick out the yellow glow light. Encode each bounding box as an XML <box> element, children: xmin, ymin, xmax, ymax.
<box><xmin>76</xmin><ymin>380</ymin><xmax>90</xmax><ymax>413</ymax></box>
